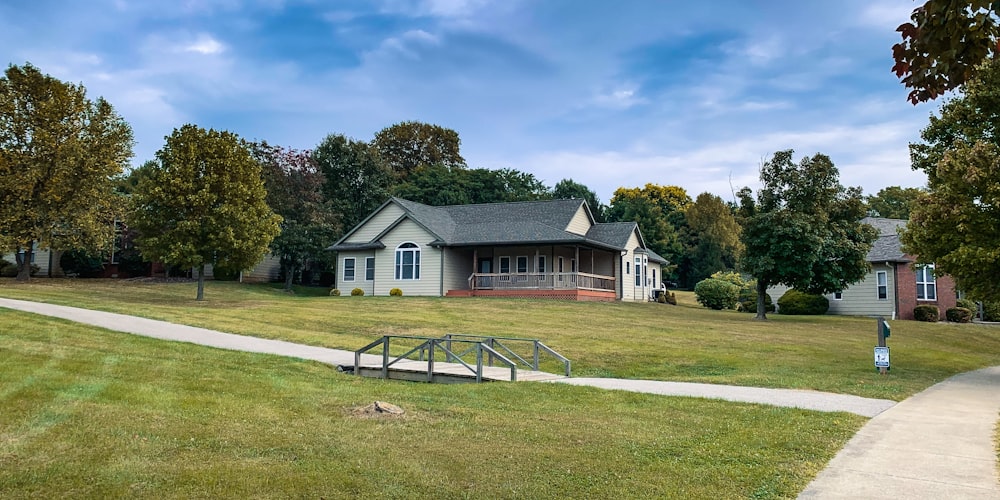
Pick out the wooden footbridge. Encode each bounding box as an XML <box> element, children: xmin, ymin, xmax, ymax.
<box><xmin>350</xmin><ymin>334</ymin><xmax>570</xmax><ymax>383</ymax></box>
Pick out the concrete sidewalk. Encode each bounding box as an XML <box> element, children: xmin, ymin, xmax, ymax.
<box><xmin>799</xmin><ymin>366</ymin><xmax>1000</xmax><ymax>499</ymax></box>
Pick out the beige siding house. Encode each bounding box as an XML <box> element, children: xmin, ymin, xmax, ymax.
<box><xmin>770</xmin><ymin>217</ymin><xmax>958</xmax><ymax>320</ymax></box>
<box><xmin>329</xmin><ymin>197</ymin><xmax>667</xmax><ymax>301</ymax></box>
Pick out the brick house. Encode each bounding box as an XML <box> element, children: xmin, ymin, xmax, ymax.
<box><xmin>770</xmin><ymin>217</ymin><xmax>958</xmax><ymax>320</ymax></box>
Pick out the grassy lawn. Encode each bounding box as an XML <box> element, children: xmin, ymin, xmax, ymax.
<box><xmin>0</xmin><ymin>310</ymin><xmax>864</xmax><ymax>499</ymax></box>
<box><xmin>2</xmin><ymin>279</ymin><xmax>999</xmax><ymax>400</ymax></box>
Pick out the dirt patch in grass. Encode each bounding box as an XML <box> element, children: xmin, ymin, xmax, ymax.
<box><xmin>349</xmin><ymin>401</ymin><xmax>407</xmax><ymax>419</ymax></box>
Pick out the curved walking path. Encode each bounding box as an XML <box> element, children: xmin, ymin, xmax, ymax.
<box><xmin>3</xmin><ymin>297</ymin><xmax>999</xmax><ymax>497</ymax></box>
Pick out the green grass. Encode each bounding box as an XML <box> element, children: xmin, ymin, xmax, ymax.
<box><xmin>3</xmin><ymin>279</ymin><xmax>999</xmax><ymax>400</ymax></box>
<box><xmin>0</xmin><ymin>310</ymin><xmax>864</xmax><ymax>499</ymax></box>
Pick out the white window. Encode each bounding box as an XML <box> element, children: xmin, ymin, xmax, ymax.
<box><xmin>499</xmin><ymin>256</ymin><xmax>511</xmax><ymax>274</ymax></box>
<box><xmin>395</xmin><ymin>243</ymin><xmax>420</xmax><ymax>280</ymax></box>
<box><xmin>343</xmin><ymin>258</ymin><xmax>356</xmax><ymax>282</ymax></box>
<box><xmin>634</xmin><ymin>257</ymin><xmax>641</xmax><ymax>286</ymax></box>
<box><xmin>365</xmin><ymin>257</ymin><xmax>375</xmax><ymax>281</ymax></box>
<box><xmin>516</xmin><ymin>256</ymin><xmax>528</xmax><ymax>273</ymax></box>
<box><xmin>834</xmin><ymin>291</ymin><xmax>843</xmax><ymax>300</ymax></box>
<box><xmin>917</xmin><ymin>264</ymin><xmax>937</xmax><ymax>300</ymax></box>
<box><xmin>538</xmin><ymin>255</ymin><xmax>546</xmax><ymax>273</ymax></box>
<box><xmin>876</xmin><ymin>271</ymin><xmax>887</xmax><ymax>300</ymax></box>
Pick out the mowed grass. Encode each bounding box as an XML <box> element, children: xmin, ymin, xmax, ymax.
<box><xmin>0</xmin><ymin>310</ymin><xmax>864</xmax><ymax>499</ymax></box>
<box><xmin>2</xmin><ymin>278</ymin><xmax>999</xmax><ymax>400</ymax></box>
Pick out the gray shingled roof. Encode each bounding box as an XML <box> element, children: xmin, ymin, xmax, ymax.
<box><xmin>330</xmin><ymin>197</ymin><xmax>664</xmax><ymax>257</ymax></box>
<box><xmin>861</xmin><ymin>217</ymin><xmax>911</xmax><ymax>263</ymax></box>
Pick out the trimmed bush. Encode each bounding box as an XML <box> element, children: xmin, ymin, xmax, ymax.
<box><xmin>946</xmin><ymin>307</ymin><xmax>973</xmax><ymax>323</ymax></box>
<box><xmin>737</xmin><ymin>287</ymin><xmax>774</xmax><ymax>313</ymax></box>
<box><xmin>776</xmin><ymin>290</ymin><xmax>829</xmax><ymax>315</ymax></box>
<box><xmin>0</xmin><ymin>262</ymin><xmax>39</xmax><ymax>277</ymax></box>
<box><xmin>694</xmin><ymin>278</ymin><xmax>740</xmax><ymax>310</ymax></box>
<box><xmin>60</xmin><ymin>249</ymin><xmax>105</xmax><ymax>277</ymax></box>
<box><xmin>956</xmin><ymin>298</ymin><xmax>977</xmax><ymax>311</ymax></box>
<box><xmin>351</xmin><ymin>288</ymin><xmax>365</xmax><ymax>296</ymax></box>
<box><xmin>329</xmin><ymin>288</ymin><xmax>341</xmax><ymax>296</ymax></box>
<box><xmin>709</xmin><ymin>270</ymin><xmax>747</xmax><ymax>288</ymax></box>
<box><xmin>913</xmin><ymin>304</ymin><xmax>940</xmax><ymax>322</ymax></box>
<box><xmin>389</xmin><ymin>288</ymin><xmax>403</xmax><ymax>297</ymax></box>
<box><xmin>983</xmin><ymin>302</ymin><xmax>1000</xmax><ymax>322</ymax></box>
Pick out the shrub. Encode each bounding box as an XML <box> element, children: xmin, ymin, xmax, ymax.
<box><xmin>329</xmin><ymin>288</ymin><xmax>341</xmax><ymax>296</ymax></box>
<box><xmin>913</xmin><ymin>304</ymin><xmax>940</xmax><ymax>322</ymax></box>
<box><xmin>956</xmin><ymin>298</ymin><xmax>977</xmax><ymax>311</ymax></box>
<box><xmin>737</xmin><ymin>287</ymin><xmax>774</xmax><ymax>313</ymax></box>
<box><xmin>946</xmin><ymin>307</ymin><xmax>973</xmax><ymax>323</ymax></box>
<box><xmin>212</xmin><ymin>265</ymin><xmax>240</xmax><ymax>281</ymax></box>
<box><xmin>657</xmin><ymin>293</ymin><xmax>667</xmax><ymax>304</ymax></box>
<box><xmin>666</xmin><ymin>292</ymin><xmax>677</xmax><ymax>305</ymax></box>
<box><xmin>351</xmin><ymin>288</ymin><xmax>365</xmax><ymax>296</ymax></box>
<box><xmin>60</xmin><ymin>249</ymin><xmax>105</xmax><ymax>277</ymax></box>
<box><xmin>0</xmin><ymin>259</ymin><xmax>11</xmax><ymax>275</ymax></box>
<box><xmin>1</xmin><ymin>262</ymin><xmax>40</xmax><ymax>277</ymax></box>
<box><xmin>982</xmin><ymin>301</ymin><xmax>1000</xmax><ymax>322</ymax></box>
<box><xmin>389</xmin><ymin>288</ymin><xmax>403</xmax><ymax>297</ymax></box>
<box><xmin>776</xmin><ymin>289</ymin><xmax>829</xmax><ymax>315</ymax></box>
<box><xmin>709</xmin><ymin>270</ymin><xmax>747</xmax><ymax>288</ymax></box>
<box><xmin>694</xmin><ymin>278</ymin><xmax>740</xmax><ymax>310</ymax></box>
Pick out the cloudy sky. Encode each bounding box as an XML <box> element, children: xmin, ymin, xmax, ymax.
<box><xmin>0</xmin><ymin>0</ymin><xmax>937</xmax><ymax>203</ymax></box>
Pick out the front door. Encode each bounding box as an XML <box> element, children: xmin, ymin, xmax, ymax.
<box><xmin>478</xmin><ymin>258</ymin><xmax>492</xmax><ymax>273</ymax></box>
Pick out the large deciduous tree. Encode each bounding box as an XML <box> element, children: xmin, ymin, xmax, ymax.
<box><xmin>892</xmin><ymin>1</ymin><xmax>1000</xmax><ymax>104</ymax></box>
<box><xmin>607</xmin><ymin>184</ymin><xmax>691</xmax><ymax>278</ymax></box>
<box><xmin>865</xmin><ymin>186</ymin><xmax>924</xmax><ymax>219</ymax></box>
<box><xmin>313</xmin><ymin>134</ymin><xmax>390</xmax><ymax>234</ymax></box>
<box><xmin>393</xmin><ymin>165</ymin><xmax>551</xmax><ymax>206</ymax></box>
<box><xmin>901</xmin><ymin>60</ymin><xmax>1000</xmax><ymax>302</ymax></box>
<box><xmin>372</xmin><ymin>121</ymin><xmax>465</xmax><ymax>181</ymax></box>
<box><xmin>254</xmin><ymin>142</ymin><xmax>340</xmax><ymax>291</ymax></box>
<box><xmin>738</xmin><ymin>150</ymin><xmax>876</xmax><ymax>319</ymax></box>
<box><xmin>130</xmin><ymin>125</ymin><xmax>281</xmax><ymax>300</ymax></box>
<box><xmin>682</xmin><ymin>192</ymin><xmax>742</xmax><ymax>288</ymax></box>
<box><xmin>553</xmin><ymin>178</ymin><xmax>605</xmax><ymax>222</ymax></box>
<box><xmin>0</xmin><ymin>63</ymin><xmax>133</xmax><ymax>281</ymax></box>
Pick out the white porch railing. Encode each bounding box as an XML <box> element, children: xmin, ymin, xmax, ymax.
<box><xmin>469</xmin><ymin>272</ymin><xmax>615</xmax><ymax>292</ymax></box>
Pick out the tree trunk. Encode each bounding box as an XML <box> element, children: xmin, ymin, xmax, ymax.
<box><xmin>15</xmin><ymin>243</ymin><xmax>33</xmax><ymax>282</ymax></box>
<box><xmin>755</xmin><ymin>279</ymin><xmax>768</xmax><ymax>320</ymax></box>
<box><xmin>284</xmin><ymin>265</ymin><xmax>295</xmax><ymax>292</ymax></box>
<box><xmin>196</xmin><ymin>263</ymin><xmax>206</xmax><ymax>301</ymax></box>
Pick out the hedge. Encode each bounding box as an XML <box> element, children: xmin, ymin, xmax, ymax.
<box><xmin>776</xmin><ymin>289</ymin><xmax>829</xmax><ymax>315</ymax></box>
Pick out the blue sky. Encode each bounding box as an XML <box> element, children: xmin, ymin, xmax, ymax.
<box><xmin>1</xmin><ymin>0</ymin><xmax>934</xmax><ymax>204</ymax></box>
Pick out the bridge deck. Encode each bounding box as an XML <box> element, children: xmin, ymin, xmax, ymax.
<box><xmin>354</xmin><ymin>359</ymin><xmax>566</xmax><ymax>383</ymax></box>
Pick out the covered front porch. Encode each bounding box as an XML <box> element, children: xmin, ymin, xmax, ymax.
<box><xmin>445</xmin><ymin>245</ymin><xmax>620</xmax><ymax>301</ymax></box>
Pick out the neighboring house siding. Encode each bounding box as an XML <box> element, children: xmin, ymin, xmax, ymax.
<box><xmin>622</xmin><ymin>233</ymin><xmax>651</xmax><ymax>302</ymax></box>
<box><xmin>565</xmin><ymin>206</ymin><xmax>592</xmax><ymax>236</ymax></box>
<box><xmin>2</xmin><ymin>246</ymin><xmax>51</xmax><ymax>276</ymax></box>
<box><xmin>242</xmin><ymin>254</ymin><xmax>282</xmax><ymax>283</ymax></box>
<box><xmin>828</xmin><ymin>263</ymin><xmax>897</xmax><ymax>317</ymax></box>
<box><xmin>344</xmin><ymin>203</ymin><xmax>405</xmax><ymax>244</ymax></box>
<box><xmin>374</xmin><ymin>218</ymin><xmax>441</xmax><ymax>296</ymax></box>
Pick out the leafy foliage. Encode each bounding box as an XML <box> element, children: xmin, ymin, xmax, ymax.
<box><xmin>553</xmin><ymin>178</ymin><xmax>606</xmax><ymax>221</ymax></box>
<box><xmin>372</xmin><ymin>121</ymin><xmax>465</xmax><ymax>181</ymax></box>
<box><xmin>681</xmin><ymin>193</ymin><xmax>742</xmax><ymax>288</ymax></box>
<box><xmin>255</xmin><ymin>142</ymin><xmax>340</xmax><ymax>291</ymax></box>
<box><xmin>776</xmin><ymin>290</ymin><xmax>829</xmax><ymax>315</ymax></box>
<box><xmin>130</xmin><ymin>124</ymin><xmax>281</xmax><ymax>300</ymax></box>
<box><xmin>693</xmin><ymin>278</ymin><xmax>740</xmax><ymax>310</ymax></box>
<box><xmin>983</xmin><ymin>301</ymin><xmax>1000</xmax><ymax>321</ymax></box>
<box><xmin>738</xmin><ymin>150</ymin><xmax>877</xmax><ymax>319</ymax></box>
<box><xmin>957</xmin><ymin>298</ymin><xmax>978</xmax><ymax>311</ymax></box>
<box><xmin>330</xmin><ymin>288</ymin><xmax>341</xmax><ymax>296</ymax></box>
<box><xmin>0</xmin><ymin>63</ymin><xmax>134</xmax><ymax>281</ymax></box>
<box><xmin>913</xmin><ymin>304</ymin><xmax>940</xmax><ymax>322</ymax></box>
<box><xmin>901</xmin><ymin>60</ymin><xmax>1000</xmax><ymax>303</ymax></box>
<box><xmin>351</xmin><ymin>287</ymin><xmax>364</xmax><ymax>296</ymax></box>
<box><xmin>59</xmin><ymin>249</ymin><xmax>105</xmax><ymax>277</ymax></box>
<box><xmin>389</xmin><ymin>287</ymin><xmax>403</xmax><ymax>297</ymax></box>
<box><xmin>312</xmin><ymin>134</ymin><xmax>390</xmax><ymax>235</ymax></box>
<box><xmin>393</xmin><ymin>164</ymin><xmax>550</xmax><ymax>206</ymax></box>
<box><xmin>892</xmin><ymin>1</ymin><xmax>1000</xmax><ymax>104</ymax></box>
<box><xmin>608</xmin><ymin>184</ymin><xmax>691</xmax><ymax>278</ymax></box>
<box><xmin>738</xmin><ymin>289</ymin><xmax>773</xmax><ymax>314</ymax></box>
<box><xmin>865</xmin><ymin>186</ymin><xmax>924</xmax><ymax>219</ymax></box>
<box><xmin>946</xmin><ymin>307</ymin><xmax>973</xmax><ymax>323</ymax></box>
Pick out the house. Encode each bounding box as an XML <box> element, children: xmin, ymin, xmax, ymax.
<box><xmin>327</xmin><ymin>197</ymin><xmax>667</xmax><ymax>301</ymax></box>
<box><xmin>769</xmin><ymin>217</ymin><xmax>958</xmax><ymax>320</ymax></box>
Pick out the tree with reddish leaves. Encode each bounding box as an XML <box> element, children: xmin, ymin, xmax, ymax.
<box><xmin>893</xmin><ymin>1</ymin><xmax>1000</xmax><ymax>104</ymax></box>
<box><xmin>253</xmin><ymin>142</ymin><xmax>340</xmax><ymax>291</ymax></box>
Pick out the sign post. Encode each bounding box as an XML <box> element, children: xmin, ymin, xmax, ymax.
<box><xmin>875</xmin><ymin>316</ymin><xmax>890</xmax><ymax>374</ymax></box>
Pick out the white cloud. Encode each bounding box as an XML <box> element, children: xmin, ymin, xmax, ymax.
<box><xmin>364</xmin><ymin>29</ymin><xmax>441</xmax><ymax>61</ymax></box>
<box><xmin>859</xmin><ymin>1</ymin><xmax>916</xmax><ymax>29</ymax></box>
<box><xmin>184</xmin><ymin>34</ymin><xmax>226</xmax><ymax>55</ymax></box>
<box><xmin>591</xmin><ymin>83</ymin><xmax>646</xmax><ymax>110</ymax></box>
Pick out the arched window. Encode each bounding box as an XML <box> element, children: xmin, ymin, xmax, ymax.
<box><xmin>395</xmin><ymin>242</ymin><xmax>420</xmax><ymax>280</ymax></box>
